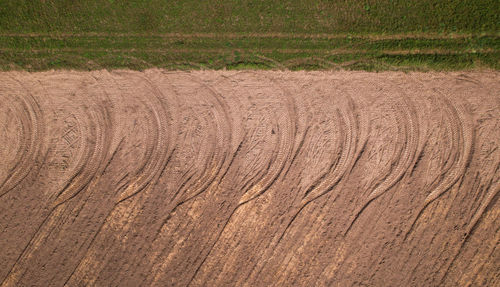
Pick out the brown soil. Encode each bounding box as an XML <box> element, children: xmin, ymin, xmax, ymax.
<box><xmin>0</xmin><ymin>70</ymin><xmax>498</xmax><ymax>287</ymax></box>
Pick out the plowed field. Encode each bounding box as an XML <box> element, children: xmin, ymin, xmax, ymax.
<box><xmin>0</xmin><ymin>70</ymin><xmax>499</xmax><ymax>286</ymax></box>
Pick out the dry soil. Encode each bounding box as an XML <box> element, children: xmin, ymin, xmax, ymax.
<box><xmin>0</xmin><ymin>70</ymin><xmax>499</xmax><ymax>286</ymax></box>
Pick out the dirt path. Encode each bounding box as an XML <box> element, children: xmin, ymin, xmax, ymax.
<box><xmin>0</xmin><ymin>70</ymin><xmax>498</xmax><ymax>286</ymax></box>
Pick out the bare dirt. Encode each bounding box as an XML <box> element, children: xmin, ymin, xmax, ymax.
<box><xmin>0</xmin><ymin>70</ymin><xmax>499</xmax><ymax>286</ymax></box>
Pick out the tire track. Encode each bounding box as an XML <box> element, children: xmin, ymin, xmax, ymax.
<box><xmin>51</xmin><ymin>105</ymin><xmax>109</xmax><ymax>207</ymax></box>
<box><xmin>236</xmin><ymin>71</ymin><xmax>297</xmax><ymax>205</ymax></box>
<box><xmin>167</xmin><ymin>72</ymin><xmax>234</xmax><ymax>205</ymax></box>
<box><xmin>183</xmin><ymin>71</ymin><xmax>297</xmax><ymax>287</ymax></box>
<box><xmin>0</xmin><ymin>76</ymin><xmax>43</xmax><ymax>197</ymax></box>
<box><xmin>245</xmin><ymin>80</ymin><xmax>368</xmax><ymax>285</ymax></box>
<box><xmin>140</xmin><ymin>72</ymin><xmax>247</xmax><ymax>286</ymax></box>
<box><xmin>60</xmin><ymin>71</ymin><xmax>178</xmax><ymax>286</ymax></box>
<box><xmin>0</xmin><ymin>70</ymin><xmax>497</xmax><ymax>287</ymax></box>
<box><xmin>0</xmin><ymin>75</ymin><xmax>51</xmax><ymax>285</ymax></box>
<box><xmin>116</xmin><ymin>72</ymin><xmax>234</xmax><ymax>286</ymax></box>
<box><xmin>114</xmin><ymin>71</ymin><xmax>175</xmax><ymax>204</ymax></box>
<box><xmin>435</xmin><ymin>181</ymin><xmax>499</xmax><ymax>286</ymax></box>
<box><xmin>0</xmin><ymin>93</ymin><xmax>21</xmax><ymax>185</ymax></box>
<box><xmin>88</xmin><ymin>71</ymin><xmax>232</xmax><ymax>287</ymax></box>
<box><xmin>189</xmin><ymin>71</ymin><xmax>294</xmax><ymax>200</ymax></box>
<box><xmin>465</xmin><ymin>181</ymin><xmax>499</xmax><ymax>238</ymax></box>
<box><xmin>276</xmin><ymin>106</ymin><xmax>348</xmax><ymax>244</ymax></box>
<box><xmin>1</xmin><ymin>74</ymin><xmax>114</xmax><ymax>287</ymax></box>
<box><xmin>43</xmin><ymin>104</ymin><xmax>88</xmax><ymax>197</ymax></box>
<box><xmin>0</xmin><ymin>95</ymin><xmax>28</xmax><ymax>192</ymax></box>
<box><xmin>344</xmin><ymin>94</ymin><xmax>420</xmax><ymax>236</ymax></box>
<box><xmin>404</xmin><ymin>94</ymin><xmax>473</xmax><ymax>241</ymax></box>
<box><xmin>51</xmin><ymin>72</ymin><xmax>115</xmax><ymax>205</ymax></box>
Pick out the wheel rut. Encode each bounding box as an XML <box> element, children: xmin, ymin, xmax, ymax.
<box><xmin>0</xmin><ymin>70</ymin><xmax>497</xmax><ymax>287</ymax></box>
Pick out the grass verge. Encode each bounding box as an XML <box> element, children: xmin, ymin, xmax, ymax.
<box><xmin>0</xmin><ymin>0</ymin><xmax>498</xmax><ymax>71</ymax></box>
<box><xmin>0</xmin><ymin>34</ymin><xmax>498</xmax><ymax>71</ymax></box>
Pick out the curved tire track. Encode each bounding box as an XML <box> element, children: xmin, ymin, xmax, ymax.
<box><xmin>404</xmin><ymin>94</ymin><xmax>473</xmax><ymax>241</ymax></box>
<box><xmin>344</xmin><ymin>95</ymin><xmax>420</xmax><ymax>236</ymax></box>
<box><xmin>0</xmin><ymin>77</ymin><xmax>44</xmax><ymax>197</ymax></box>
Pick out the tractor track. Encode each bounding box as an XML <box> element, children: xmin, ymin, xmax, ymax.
<box><xmin>0</xmin><ymin>70</ymin><xmax>498</xmax><ymax>287</ymax></box>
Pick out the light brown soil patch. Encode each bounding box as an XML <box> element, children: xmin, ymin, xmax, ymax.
<box><xmin>0</xmin><ymin>70</ymin><xmax>499</xmax><ymax>286</ymax></box>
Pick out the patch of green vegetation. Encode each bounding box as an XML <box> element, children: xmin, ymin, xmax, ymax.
<box><xmin>1</xmin><ymin>0</ymin><xmax>498</xmax><ymax>34</ymax></box>
<box><xmin>0</xmin><ymin>0</ymin><xmax>498</xmax><ymax>71</ymax></box>
<box><xmin>1</xmin><ymin>48</ymin><xmax>497</xmax><ymax>72</ymax></box>
<box><xmin>1</xmin><ymin>35</ymin><xmax>498</xmax><ymax>52</ymax></box>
